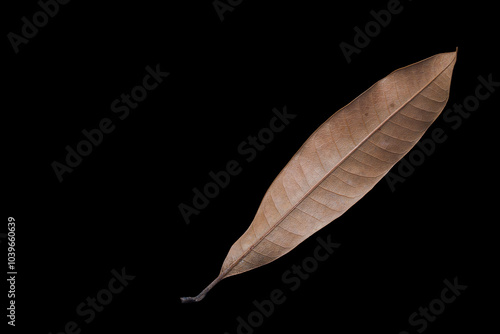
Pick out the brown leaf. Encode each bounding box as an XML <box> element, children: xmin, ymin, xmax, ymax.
<box><xmin>181</xmin><ymin>49</ymin><xmax>457</xmax><ymax>303</ymax></box>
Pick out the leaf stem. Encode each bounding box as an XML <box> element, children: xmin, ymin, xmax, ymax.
<box><xmin>180</xmin><ymin>274</ymin><xmax>223</xmax><ymax>303</ymax></box>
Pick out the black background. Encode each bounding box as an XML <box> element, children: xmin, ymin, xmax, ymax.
<box><xmin>3</xmin><ymin>0</ymin><xmax>498</xmax><ymax>333</ymax></box>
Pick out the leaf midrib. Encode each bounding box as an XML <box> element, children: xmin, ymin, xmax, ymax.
<box><xmin>220</xmin><ymin>54</ymin><xmax>455</xmax><ymax>280</ymax></box>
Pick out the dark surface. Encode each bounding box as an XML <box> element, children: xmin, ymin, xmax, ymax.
<box><xmin>3</xmin><ymin>0</ymin><xmax>498</xmax><ymax>333</ymax></box>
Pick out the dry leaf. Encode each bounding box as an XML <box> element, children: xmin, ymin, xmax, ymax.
<box><xmin>181</xmin><ymin>49</ymin><xmax>457</xmax><ymax>303</ymax></box>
